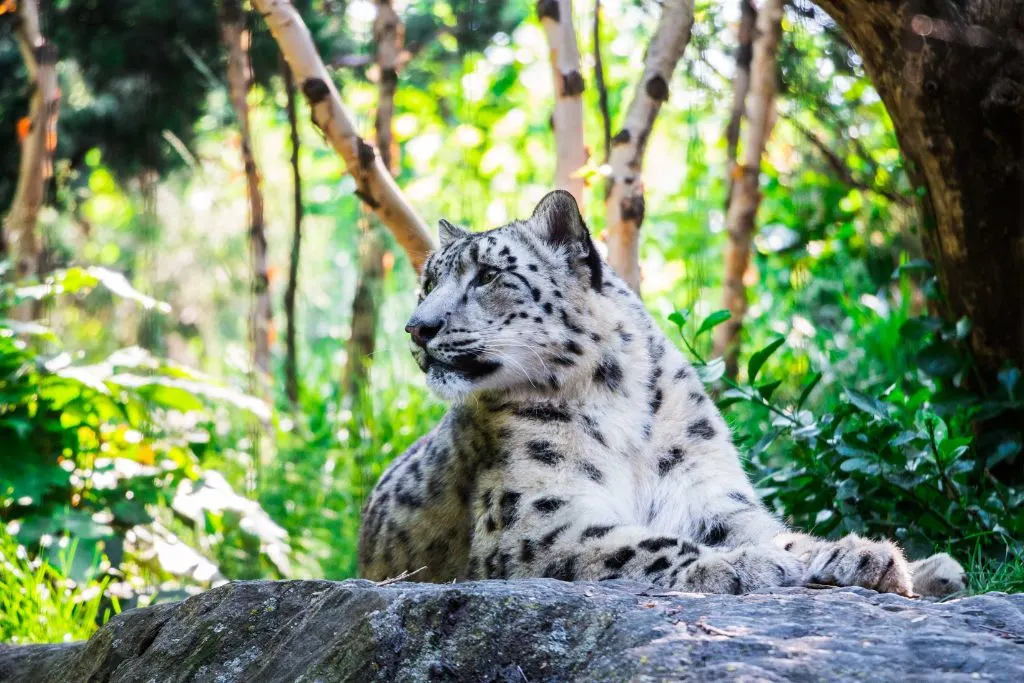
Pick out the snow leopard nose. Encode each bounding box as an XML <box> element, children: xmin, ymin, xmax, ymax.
<box><xmin>406</xmin><ymin>319</ymin><xmax>443</xmax><ymax>348</ymax></box>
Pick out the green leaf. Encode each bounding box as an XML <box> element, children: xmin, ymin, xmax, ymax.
<box><xmin>916</xmin><ymin>341</ymin><xmax>961</xmax><ymax>378</ymax></box>
<box><xmin>840</xmin><ymin>457</ymin><xmax>880</xmax><ymax>475</ymax></box>
<box><xmin>112</xmin><ymin>500</ymin><xmax>153</xmax><ymax>526</ymax></box>
<box><xmin>57</xmin><ymin>266</ymin><xmax>101</xmax><ymax>294</ymax></box>
<box><xmin>747</xmin><ymin>337</ymin><xmax>785</xmax><ymax>384</ymax></box>
<box><xmin>892</xmin><ymin>259</ymin><xmax>933</xmax><ymax>278</ymax></box>
<box><xmin>837</xmin><ymin>443</ymin><xmax>874</xmax><ymax>459</ymax></box>
<box><xmin>914</xmin><ymin>412</ymin><xmax>948</xmax><ymax>446</ymax></box>
<box><xmin>0</xmin><ymin>319</ymin><xmax>58</xmax><ymax>341</ymax></box>
<box><xmin>939</xmin><ymin>441</ymin><xmax>970</xmax><ymax>463</ymax></box>
<box><xmin>667</xmin><ymin>309</ymin><xmax>689</xmax><ymax>330</ymax></box>
<box><xmin>998</xmin><ymin>366</ymin><xmax>1020</xmax><ymax>399</ymax></box>
<box><xmin>0</xmin><ymin>417</ymin><xmax>32</xmax><ymax>441</ymax></box>
<box><xmin>987</xmin><ymin>438</ymin><xmax>1022</xmax><ymax>468</ymax></box>
<box><xmin>889</xmin><ymin>430</ymin><xmax>920</xmax><ymax>448</ymax></box>
<box><xmin>748</xmin><ymin>427</ymin><xmax>783</xmax><ymax>460</ymax></box>
<box><xmin>796</xmin><ymin>372</ymin><xmax>822</xmax><ymax>411</ymax></box>
<box><xmin>899</xmin><ymin>316</ymin><xmax>943</xmax><ymax>342</ymax></box>
<box><xmin>716</xmin><ymin>396</ymin><xmax>745</xmax><ymax>410</ymax></box>
<box><xmin>954</xmin><ymin>317</ymin><xmax>972</xmax><ymax>341</ymax></box>
<box><xmin>695</xmin><ymin>310</ymin><xmax>731</xmax><ymax>338</ymax></box>
<box><xmin>757</xmin><ymin>380</ymin><xmax>782</xmax><ymax>401</ymax></box>
<box><xmin>86</xmin><ymin>267</ymin><xmax>172</xmax><ymax>313</ymax></box>
<box><xmin>109</xmin><ymin>374</ymin><xmax>270</xmax><ymax>420</ymax></box>
<box><xmin>696</xmin><ymin>357</ymin><xmax>726</xmax><ymax>384</ymax></box>
<box><xmin>843</xmin><ymin>388</ymin><xmax>892</xmax><ymax>420</ymax></box>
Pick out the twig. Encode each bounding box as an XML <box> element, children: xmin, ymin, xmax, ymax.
<box><xmin>695</xmin><ymin>616</ymin><xmax>741</xmax><ymax>637</ymax></box>
<box><xmin>698</xmin><ymin>51</ymin><xmax>909</xmax><ymax>207</ymax></box>
<box><xmin>786</xmin><ymin>117</ymin><xmax>911</xmax><ymax>206</ymax></box>
<box><xmin>374</xmin><ymin>566</ymin><xmax>427</xmax><ymax>585</ymax></box>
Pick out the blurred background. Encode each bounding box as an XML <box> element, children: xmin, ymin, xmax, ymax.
<box><xmin>1</xmin><ymin>0</ymin><xmax>1021</xmax><ymax>644</ymax></box>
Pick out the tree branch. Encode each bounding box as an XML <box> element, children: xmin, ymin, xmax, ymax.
<box><xmin>4</xmin><ymin>0</ymin><xmax>58</xmax><ymax>312</ymax></box>
<box><xmin>251</xmin><ymin>0</ymin><xmax>436</xmax><ymax>272</ymax></box>
<box><xmin>786</xmin><ymin>116</ymin><xmax>912</xmax><ymax>206</ymax></box>
<box><xmin>699</xmin><ymin>52</ymin><xmax>911</xmax><ymax>209</ymax></box>
<box><xmin>538</xmin><ymin>0</ymin><xmax>587</xmax><ymax>208</ymax></box>
<box><xmin>713</xmin><ymin>0</ymin><xmax>785</xmax><ymax>378</ymax></box>
<box><xmin>604</xmin><ymin>0</ymin><xmax>695</xmax><ymax>293</ymax></box>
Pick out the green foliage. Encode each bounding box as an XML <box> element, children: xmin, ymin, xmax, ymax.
<box><xmin>672</xmin><ymin>304</ymin><xmax>1023</xmax><ymax>565</ymax></box>
<box><xmin>965</xmin><ymin>544</ymin><xmax>1024</xmax><ymax>595</ymax></box>
<box><xmin>0</xmin><ymin>0</ymin><xmax>350</xmax><ymax>210</ymax></box>
<box><xmin>0</xmin><ymin>267</ymin><xmax>285</xmax><ymax>590</ymax></box>
<box><xmin>0</xmin><ymin>526</ymin><xmax>118</xmax><ymax>644</ymax></box>
<box><xmin>260</xmin><ymin>378</ymin><xmax>444</xmax><ymax>579</ymax></box>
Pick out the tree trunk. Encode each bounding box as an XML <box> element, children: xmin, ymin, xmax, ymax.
<box><xmin>538</xmin><ymin>0</ymin><xmax>587</xmax><ymax>208</ymax></box>
<box><xmin>283</xmin><ymin>60</ymin><xmax>303</xmax><ymax>405</ymax></box>
<box><xmin>723</xmin><ymin>0</ymin><xmax>757</xmax><ymax>210</ymax></box>
<box><xmin>373</xmin><ymin>0</ymin><xmax>402</xmax><ymax>176</ymax></box>
<box><xmin>221</xmin><ymin>0</ymin><xmax>272</xmax><ymax>376</ymax></box>
<box><xmin>342</xmin><ymin>0</ymin><xmax>402</xmax><ymax>398</ymax></box>
<box><xmin>3</xmin><ymin>0</ymin><xmax>58</xmax><ymax>315</ymax></box>
<box><xmin>344</xmin><ymin>222</ymin><xmax>386</xmax><ymax>399</ymax></box>
<box><xmin>713</xmin><ymin>0</ymin><xmax>784</xmax><ymax>379</ymax></box>
<box><xmin>252</xmin><ymin>0</ymin><xmax>435</xmax><ymax>272</ymax></box>
<box><xmin>593</xmin><ymin>0</ymin><xmax>611</xmax><ymax>163</ymax></box>
<box><xmin>604</xmin><ymin>0</ymin><xmax>695</xmax><ymax>293</ymax></box>
<box><xmin>810</xmin><ymin>0</ymin><xmax>1024</xmax><ymax>389</ymax></box>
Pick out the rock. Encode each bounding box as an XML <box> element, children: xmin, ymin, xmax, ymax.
<box><xmin>1</xmin><ymin>579</ymin><xmax>1022</xmax><ymax>682</ymax></box>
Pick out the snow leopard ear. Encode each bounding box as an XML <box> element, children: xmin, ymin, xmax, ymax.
<box><xmin>530</xmin><ymin>190</ymin><xmax>603</xmax><ymax>291</ymax></box>
<box><xmin>530</xmin><ymin>190</ymin><xmax>588</xmax><ymax>247</ymax></box>
<box><xmin>438</xmin><ymin>218</ymin><xmax>468</xmax><ymax>247</ymax></box>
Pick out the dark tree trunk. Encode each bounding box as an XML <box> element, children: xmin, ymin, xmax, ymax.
<box><xmin>283</xmin><ymin>60</ymin><xmax>304</xmax><ymax>406</ymax></box>
<box><xmin>342</xmin><ymin>0</ymin><xmax>401</xmax><ymax>399</ymax></box>
<box><xmin>220</xmin><ymin>0</ymin><xmax>272</xmax><ymax>378</ymax></box>
<box><xmin>812</xmin><ymin>0</ymin><xmax>1023</xmax><ymax>388</ymax></box>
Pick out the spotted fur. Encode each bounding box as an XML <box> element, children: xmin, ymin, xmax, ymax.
<box><xmin>358</xmin><ymin>191</ymin><xmax>964</xmax><ymax>597</ymax></box>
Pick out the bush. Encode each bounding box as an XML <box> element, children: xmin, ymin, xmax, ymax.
<box><xmin>1</xmin><ymin>267</ymin><xmax>288</xmax><ymax>593</ymax></box>
<box><xmin>671</xmin><ymin>288</ymin><xmax>1023</xmax><ymax>567</ymax></box>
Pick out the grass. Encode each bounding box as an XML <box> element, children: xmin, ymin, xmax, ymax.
<box><xmin>0</xmin><ymin>529</ymin><xmax>119</xmax><ymax>644</ymax></box>
<box><xmin>255</xmin><ymin>359</ymin><xmax>446</xmax><ymax>580</ymax></box>
<box><xmin>965</xmin><ymin>545</ymin><xmax>1024</xmax><ymax>595</ymax></box>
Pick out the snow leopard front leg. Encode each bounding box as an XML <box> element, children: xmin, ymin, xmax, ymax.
<box><xmin>468</xmin><ymin>487</ymin><xmax>805</xmax><ymax>594</ymax></box>
<box><xmin>774</xmin><ymin>532</ymin><xmax>914</xmax><ymax>596</ymax></box>
<box><xmin>774</xmin><ymin>532</ymin><xmax>966</xmax><ymax>597</ymax></box>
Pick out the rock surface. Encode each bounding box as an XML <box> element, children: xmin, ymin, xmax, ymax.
<box><xmin>1</xmin><ymin>579</ymin><xmax>1022</xmax><ymax>682</ymax></box>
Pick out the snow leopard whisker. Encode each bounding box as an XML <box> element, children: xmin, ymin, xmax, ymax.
<box><xmin>472</xmin><ymin>333</ymin><xmax>552</xmax><ymax>376</ymax></box>
<box><xmin>470</xmin><ymin>347</ymin><xmax>537</xmax><ymax>389</ymax></box>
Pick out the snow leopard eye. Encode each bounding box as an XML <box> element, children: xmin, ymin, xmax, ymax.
<box><xmin>474</xmin><ymin>267</ymin><xmax>500</xmax><ymax>287</ymax></box>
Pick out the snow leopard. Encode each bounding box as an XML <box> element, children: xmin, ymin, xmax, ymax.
<box><xmin>357</xmin><ymin>190</ymin><xmax>965</xmax><ymax>597</ymax></box>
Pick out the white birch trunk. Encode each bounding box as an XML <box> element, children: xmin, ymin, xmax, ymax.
<box><xmin>538</xmin><ymin>0</ymin><xmax>587</xmax><ymax>209</ymax></box>
<box><xmin>713</xmin><ymin>0</ymin><xmax>785</xmax><ymax>376</ymax></box>
<box><xmin>251</xmin><ymin>0</ymin><xmax>435</xmax><ymax>272</ymax></box>
<box><xmin>604</xmin><ymin>0</ymin><xmax>695</xmax><ymax>293</ymax></box>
